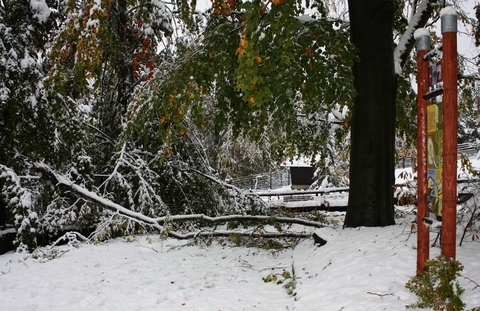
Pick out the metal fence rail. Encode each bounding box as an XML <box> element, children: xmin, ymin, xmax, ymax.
<box><xmin>230</xmin><ymin>168</ymin><xmax>290</xmax><ymax>190</ymax></box>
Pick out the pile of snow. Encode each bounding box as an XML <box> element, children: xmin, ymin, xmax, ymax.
<box><xmin>1</xmin><ymin>214</ymin><xmax>479</xmax><ymax>310</ymax></box>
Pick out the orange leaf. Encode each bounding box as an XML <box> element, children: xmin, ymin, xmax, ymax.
<box><xmin>305</xmin><ymin>47</ymin><xmax>314</xmax><ymax>57</ymax></box>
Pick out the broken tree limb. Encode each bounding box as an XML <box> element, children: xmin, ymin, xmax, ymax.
<box><xmin>154</xmin><ymin>214</ymin><xmax>326</xmax><ymax>229</ymax></box>
<box><xmin>34</xmin><ymin>161</ymin><xmax>166</xmax><ymax>231</ymax></box>
<box><xmin>33</xmin><ymin>162</ymin><xmax>326</xmax><ymax>240</ymax></box>
<box><xmin>163</xmin><ymin>230</ymin><xmax>312</xmax><ymax>240</ymax></box>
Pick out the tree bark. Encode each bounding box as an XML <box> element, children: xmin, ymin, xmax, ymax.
<box><xmin>344</xmin><ymin>0</ymin><xmax>396</xmax><ymax>227</ymax></box>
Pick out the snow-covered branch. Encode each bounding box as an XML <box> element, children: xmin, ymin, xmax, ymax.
<box><xmin>154</xmin><ymin>214</ymin><xmax>326</xmax><ymax>229</ymax></box>
<box><xmin>394</xmin><ymin>0</ymin><xmax>436</xmax><ymax>75</ymax></box>
<box><xmin>160</xmin><ymin>230</ymin><xmax>312</xmax><ymax>240</ymax></box>
<box><xmin>34</xmin><ymin>162</ymin><xmax>165</xmax><ymax>231</ymax></box>
<box><xmin>33</xmin><ymin>162</ymin><xmax>325</xmax><ymax>241</ymax></box>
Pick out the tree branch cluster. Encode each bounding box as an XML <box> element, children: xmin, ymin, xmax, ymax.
<box><xmin>34</xmin><ymin>162</ymin><xmax>323</xmax><ymax>241</ymax></box>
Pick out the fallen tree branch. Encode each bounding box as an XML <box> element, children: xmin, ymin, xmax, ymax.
<box><xmin>34</xmin><ymin>162</ymin><xmax>325</xmax><ymax>240</ymax></box>
<box><xmin>154</xmin><ymin>214</ymin><xmax>326</xmax><ymax>228</ymax></box>
<box><xmin>164</xmin><ymin>230</ymin><xmax>312</xmax><ymax>240</ymax></box>
<box><xmin>34</xmin><ymin>162</ymin><xmax>165</xmax><ymax>231</ymax></box>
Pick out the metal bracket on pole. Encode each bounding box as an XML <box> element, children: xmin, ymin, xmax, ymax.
<box><xmin>423</xmin><ymin>44</ymin><xmax>442</xmax><ymax>61</ymax></box>
<box><xmin>423</xmin><ymin>88</ymin><xmax>444</xmax><ymax>100</ymax></box>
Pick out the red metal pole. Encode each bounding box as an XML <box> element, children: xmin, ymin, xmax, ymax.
<box><xmin>415</xmin><ymin>30</ymin><xmax>430</xmax><ymax>272</ymax></box>
<box><xmin>441</xmin><ymin>8</ymin><xmax>458</xmax><ymax>260</ymax></box>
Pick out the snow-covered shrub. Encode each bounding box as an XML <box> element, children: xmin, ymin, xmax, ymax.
<box><xmin>1</xmin><ymin>151</ymin><xmax>99</xmax><ymax>252</ymax></box>
<box><xmin>39</xmin><ymin>153</ymin><xmax>97</xmax><ymax>232</ymax></box>
<box><xmin>0</xmin><ymin>165</ymin><xmax>38</xmax><ymax>252</ymax></box>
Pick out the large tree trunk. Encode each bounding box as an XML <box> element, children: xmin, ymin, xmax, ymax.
<box><xmin>344</xmin><ymin>0</ymin><xmax>396</xmax><ymax>227</ymax></box>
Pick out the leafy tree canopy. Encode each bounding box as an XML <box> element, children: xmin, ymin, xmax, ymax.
<box><xmin>125</xmin><ymin>0</ymin><xmax>357</xmax><ymax>166</ymax></box>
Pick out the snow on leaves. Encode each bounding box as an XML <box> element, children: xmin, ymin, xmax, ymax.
<box><xmin>29</xmin><ymin>0</ymin><xmax>50</xmax><ymax>23</ymax></box>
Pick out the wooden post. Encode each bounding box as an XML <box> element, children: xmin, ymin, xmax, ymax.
<box><xmin>415</xmin><ymin>29</ymin><xmax>430</xmax><ymax>272</ymax></box>
<box><xmin>441</xmin><ymin>7</ymin><xmax>458</xmax><ymax>260</ymax></box>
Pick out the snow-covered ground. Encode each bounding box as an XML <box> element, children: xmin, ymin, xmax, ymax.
<box><xmin>1</xmin><ymin>213</ymin><xmax>480</xmax><ymax>310</ymax></box>
<box><xmin>1</xmin><ymin>156</ymin><xmax>480</xmax><ymax>310</ymax></box>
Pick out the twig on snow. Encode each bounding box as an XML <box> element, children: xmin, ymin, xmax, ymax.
<box><xmin>367</xmin><ymin>291</ymin><xmax>399</xmax><ymax>300</ymax></box>
<box><xmin>461</xmin><ymin>275</ymin><xmax>480</xmax><ymax>291</ymax></box>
